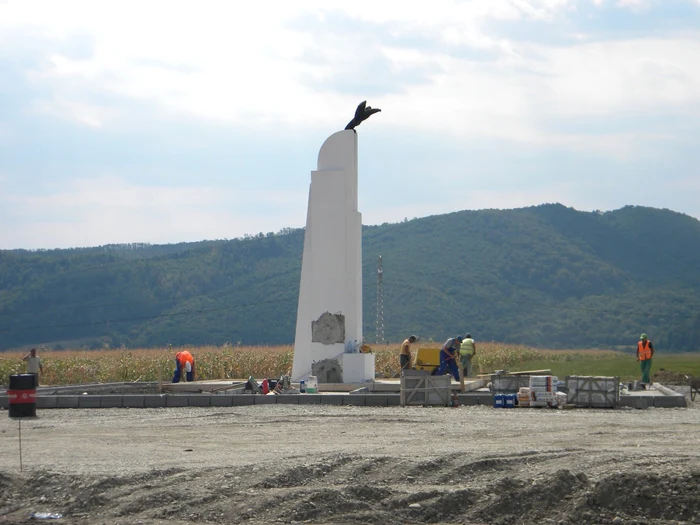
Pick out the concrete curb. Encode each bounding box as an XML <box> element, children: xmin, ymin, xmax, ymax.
<box><xmin>652</xmin><ymin>384</ymin><xmax>688</xmax><ymax>407</ymax></box>
<box><xmin>0</xmin><ymin>389</ymin><xmax>687</xmax><ymax>409</ymax></box>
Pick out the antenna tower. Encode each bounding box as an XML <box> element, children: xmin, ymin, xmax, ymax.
<box><xmin>376</xmin><ymin>255</ymin><xmax>385</xmax><ymax>344</ymax></box>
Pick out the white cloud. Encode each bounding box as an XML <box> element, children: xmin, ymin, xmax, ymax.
<box><xmin>616</xmin><ymin>0</ymin><xmax>649</xmax><ymax>8</ymax></box>
<box><xmin>2</xmin><ymin>0</ymin><xmax>700</xmax><ymax>248</ymax></box>
<box><xmin>3</xmin><ymin>0</ymin><xmax>698</xmax><ymax>158</ymax></box>
<box><xmin>31</xmin><ymin>95</ymin><xmax>116</xmax><ymax>128</ymax></box>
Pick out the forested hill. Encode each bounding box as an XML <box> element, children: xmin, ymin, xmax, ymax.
<box><xmin>1</xmin><ymin>204</ymin><xmax>699</xmax><ymax>352</ymax></box>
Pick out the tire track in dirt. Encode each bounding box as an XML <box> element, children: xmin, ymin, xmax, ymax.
<box><xmin>3</xmin><ymin>452</ymin><xmax>700</xmax><ymax>524</ymax></box>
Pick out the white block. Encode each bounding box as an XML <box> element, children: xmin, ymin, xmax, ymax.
<box><xmin>341</xmin><ymin>353</ymin><xmax>376</xmax><ymax>383</ymax></box>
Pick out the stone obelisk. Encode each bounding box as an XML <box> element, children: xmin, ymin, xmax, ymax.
<box><xmin>291</xmin><ymin>121</ymin><xmax>376</xmax><ymax>383</ymax></box>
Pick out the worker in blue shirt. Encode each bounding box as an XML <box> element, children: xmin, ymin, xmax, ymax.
<box><xmin>436</xmin><ymin>336</ymin><xmax>462</xmax><ymax>381</ymax></box>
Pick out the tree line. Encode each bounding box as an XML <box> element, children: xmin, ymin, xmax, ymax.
<box><xmin>1</xmin><ymin>204</ymin><xmax>699</xmax><ymax>352</ymax></box>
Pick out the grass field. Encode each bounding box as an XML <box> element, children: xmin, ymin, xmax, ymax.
<box><xmin>1</xmin><ymin>342</ymin><xmax>699</xmax><ymax>386</ymax></box>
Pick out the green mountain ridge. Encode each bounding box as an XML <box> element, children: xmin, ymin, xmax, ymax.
<box><xmin>1</xmin><ymin>204</ymin><xmax>699</xmax><ymax>351</ymax></box>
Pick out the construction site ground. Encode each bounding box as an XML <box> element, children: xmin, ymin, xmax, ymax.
<box><xmin>0</xmin><ymin>386</ymin><xmax>698</xmax><ymax>525</ymax></box>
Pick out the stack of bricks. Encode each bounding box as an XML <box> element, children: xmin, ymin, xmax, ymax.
<box><xmin>529</xmin><ymin>375</ymin><xmax>558</xmax><ymax>407</ymax></box>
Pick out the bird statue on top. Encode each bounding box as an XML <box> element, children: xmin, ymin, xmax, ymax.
<box><xmin>345</xmin><ymin>100</ymin><xmax>381</xmax><ymax>131</ymax></box>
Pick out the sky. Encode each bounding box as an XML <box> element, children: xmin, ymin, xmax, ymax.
<box><xmin>1</xmin><ymin>0</ymin><xmax>699</xmax><ymax>249</ymax></box>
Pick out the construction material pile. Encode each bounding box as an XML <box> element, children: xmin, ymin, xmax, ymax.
<box><xmin>566</xmin><ymin>376</ymin><xmax>620</xmax><ymax>408</ymax></box>
<box><xmin>521</xmin><ymin>375</ymin><xmax>567</xmax><ymax>408</ymax></box>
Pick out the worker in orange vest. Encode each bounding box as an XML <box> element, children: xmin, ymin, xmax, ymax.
<box><xmin>636</xmin><ymin>334</ymin><xmax>654</xmax><ymax>385</ymax></box>
<box><xmin>172</xmin><ymin>350</ymin><xmax>195</xmax><ymax>383</ymax></box>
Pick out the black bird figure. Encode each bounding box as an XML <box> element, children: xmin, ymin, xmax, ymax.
<box><xmin>345</xmin><ymin>100</ymin><xmax>381</xmax><ymax>130</ymax></box>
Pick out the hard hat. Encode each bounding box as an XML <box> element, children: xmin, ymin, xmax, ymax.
<box><xmin>640</xmin><ymin>333</ymin><xmax>647</xmax><ymax>340</ymax></box>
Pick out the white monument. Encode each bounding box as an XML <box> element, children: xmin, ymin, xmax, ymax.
<box><xmin>292</xmin><ymin>103</ymin><xmax>380</xmax><ymax>383</ymax></box>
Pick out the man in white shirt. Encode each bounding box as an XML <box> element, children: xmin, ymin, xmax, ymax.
<box><xmin>22</xmin><ymin>348</ymin><xmax>43</xmax><ymax>386</ymax></box>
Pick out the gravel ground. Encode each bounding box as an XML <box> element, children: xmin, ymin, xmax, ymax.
<box><xmin>1</xmin><ymin>402</ymin><xmax>699</xmax><ymax>525</ymax></box>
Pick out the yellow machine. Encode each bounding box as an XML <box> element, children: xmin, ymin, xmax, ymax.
<box><xmin>413</xmin><ymin>347</ymin><xmax>441</xmax><ymax>374</ymax></box>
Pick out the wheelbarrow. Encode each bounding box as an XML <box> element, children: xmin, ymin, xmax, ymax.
<box><xmin>686</xmin><ymin>375</ymin><xmax>700</xmax><ymax>402</ymax></box>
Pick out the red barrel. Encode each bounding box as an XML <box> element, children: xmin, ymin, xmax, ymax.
<box><xmin>8</xmin><ymin>374</ymin><xmax>37</xmax><ymax>418</ymax></box>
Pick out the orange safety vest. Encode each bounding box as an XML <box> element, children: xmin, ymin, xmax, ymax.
<box><xmin>176</xmin><ymin>351</ymin><xmax>194</xmax><ymax>368</ymax></box>
<box><xmin>637</xmin><ymin>341</ymin><xmax>652</xmax><ymax>360</ymax></box>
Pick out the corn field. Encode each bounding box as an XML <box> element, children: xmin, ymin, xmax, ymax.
<box><xmin>0</xmin><ymin>342</ymin><xmax>621</xmax><ymax>386</ymax></box>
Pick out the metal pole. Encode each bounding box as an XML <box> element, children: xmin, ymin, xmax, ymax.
<box><xmin>376</xmin><ymin>255</ymin><xmax>384</xmax><ymax>344</ymax></box>
<box><xmin>18</xmin><ymin>419</ymin><xmax>23</xmax><ymax>472</ymax></box>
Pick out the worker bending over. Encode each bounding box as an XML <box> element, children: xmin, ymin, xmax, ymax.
<box><xmin>172</xmin><ymin>350</ymin><xmax>195</xmax><ymax>383</ymax></box>
<box><xmin>459</xmin><ymin>333</ymin><xmax>477</xmax><ymax>392</ymax></box>
<box><xmin>437</xmin><ymin>336</ymin><xmax>462</xmax><ymax>381</ymax></box>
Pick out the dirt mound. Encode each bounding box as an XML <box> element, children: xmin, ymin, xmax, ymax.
<box><xmin>3</xmin><ymin>455</ymin><xmax>700</xmax><ymax>525</ymax></box>
<box><xmin>652</xmin><ymin>369</ymin><xmax>690</xmax><ymax>385</ymax></box>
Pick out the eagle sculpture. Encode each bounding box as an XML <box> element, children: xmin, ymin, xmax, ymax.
<box><xmin>345</xmin><ymin>101</ymin><xmax>381</xmax><ymax>130</ymax></box>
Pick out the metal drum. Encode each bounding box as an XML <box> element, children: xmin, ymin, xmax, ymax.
<box><xmin>493</xmin><ymin>393</ymin><xmax>505</xmax><ymax>408</ymax></box>
<box><xmin>8</xmin><ymin>374</ymin><xmax>37</xmax><ymax>418</ymax></box>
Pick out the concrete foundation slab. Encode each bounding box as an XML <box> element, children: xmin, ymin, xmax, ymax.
<box><xmin>57</xmin><ymin>396</ymin><xmax>79</xmax><ymax>408</ymax></box>
<box><xmin>100</xmin><ymin>396</ymin><xmax>123</xmax><ymax>408</ymax></box>
<box><xmin>653</xmin><ymin>395</ymin><xmax>687</xmax><ymax>408</ymax></box>
<box><xmin>122</xmin><ymin>395</ymin><xmax>145</xmax><ymax>408</ymax></box>
<box><xmin>4</xmin><ymin>382</ymin><xmax>686</xmax><ymax>410</ymax></box>
<box><xmin>78</xmin><ymin>395</ymin><xmax>102</xmax><ymax>408</ymax></box>
<box><xmin>620</xmin><ymin>396</ymin><xmax>652</xmax><ymax>409</ymax></box>
<box><xmin>164</xmin><ymin>395</ymin><xmax>187</xmax><ymax>408</ymax></box>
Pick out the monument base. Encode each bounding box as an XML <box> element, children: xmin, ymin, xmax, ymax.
<box><xmin>340</xmin><ymin>353</ymin><xmax>376</xmax><ymax>383</ymax></box>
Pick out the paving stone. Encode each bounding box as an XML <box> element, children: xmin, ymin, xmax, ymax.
<box><xmin>188</xmin><ymin>395</ymin><xmax>212</xmax><ymax>407</ymax></box>
<box><xmin>365</xmin><ymin>395</ymin><xmax>389</xmax><ymax>407</ymax></box>
<box><xmin>36</xmin><ymin>396</ymin><xmax>57</xmax><ymax>409</ymax></box>
<box><xmin>78</xmin><ymin>396</ymin><xmax>102</xmax><ymax>408</ymax></box>
<box><xmin>100</xmin><ymin>396</ymin><xmax>123</xmax><ymax>408</ymax></box>
<box><xmin>230</xmin><ymin>395</ymin><xmax>255</xmax><ymax>406</ymax></box>
<box><xmin>164</xmin><ymin>395</ymin><xmax>187</xmax><ymax>408</ymax></box>
<box><xmin>298</xmin><ymin>395</ymin><xmax>321</xmax><ymax>405</ymax></box>
<box><xmin>254</xmin><ymin>395</ymin><xmax>278</xmax><ymax>405</ymax></box>
<box><xmin>211</xmin><ymin>395</ymin><xmax>233</xmax><ymax>407</ymax></box>
<box><xmin>344</xmin><ymin>395</ymin><xmax>366</xmax><ymax>407</ymax></box>
<box><xmin>320</xmin><ymin>394</ymin><xmax>345</xmax><ymax>405</ymax></box>
<box><xmin>457</xmin><ymin>394</ymin><xmax>480</xmax><ymax>406</ymax></box>
<box><xmin>386</xmin><ymin>395</ymin><xmax>401</xmax><ymax>406</ymax></box>
<box><xmin>141</xmin><ymin>395</ymin><xmax>165</xmax><ymax>408</ymax></box>
<box><xmin>276</xmin><ymin>395</ymin><xmax>300</xmax><ymax>405</ymax></box>
<box><xmin>477</xmin><ymin>394</ymin><xmax>493</xmax><ymax>406</ymax></box>
<box><xmin>122</xmin><ymin>395</ymin><xmax>145</xmax><ymax>408</ymax></box>
<box><xmin>57</xmin><ymin>396</ymin><xmax>79</xmax><ymax>409</ymax></box>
